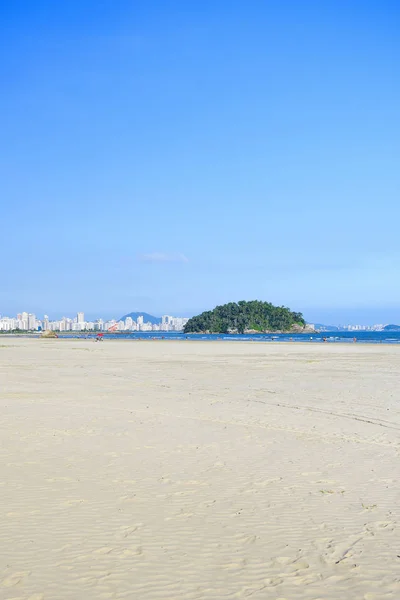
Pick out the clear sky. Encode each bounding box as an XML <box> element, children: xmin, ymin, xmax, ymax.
<box><xmin>1</xmin><ymin>1</ymin><xmax>399</xmax><ymax>324</ymax></box>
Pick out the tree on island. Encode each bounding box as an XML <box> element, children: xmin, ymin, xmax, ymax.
<box><xmin>183</xmin><ymin>300</ymin><xmax>305</xmax><ymax>334</ymax></box>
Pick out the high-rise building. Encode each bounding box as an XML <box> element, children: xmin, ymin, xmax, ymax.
<box><xmin>20</xmin><ymin>311</ymin><xmax>28</xmax><ymax>330</ymax></box>
<box><xmin>28</xmin><ymin>313</ymin><xmax>36</xmax><ymax>330</ymax></box>
<box><xmin>105</xmin><ymin>320</ymin><xmax>116</xmax><ymax>331</ymax></box>
<box><xmin>43</xmin><ymin>315</ymin><xmax>49</xmax><ymax>331</ymax></box>
<box><xmin>94</xmin><ymin>319</ymin><xmax>104</xmax><ymax>331</ymax></box>
<box><xmin>0</xmin><ymin>317</ymin><xmax>16</xmax><ymax>331</ymax></box>
<box><xmin>77</xmin><ymin>312</ymin><xmax>85</xmax><ymax>324</ymax></box>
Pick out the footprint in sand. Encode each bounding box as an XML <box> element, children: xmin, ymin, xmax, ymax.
<box><xmin>273</xmin><ymin>556</ymin><xmax>292</xmax><ymax>566</ymax></box>
<box><xmin>93</xmin><ymin>547</ymin><xmax>114</xmax><ymax>555</ymax></box>
<box><xmin>265</xmin><ymin>577</ymin><xmax>284</xmax><ymax>586</ymax></box>
<box><xmin>60</xmin><ymin>499</ymin><xmax>85</xmax><ymax>507</ymax></box>
<box><xmin>2</xmin><ymin>571</ymin><xmax>31</xmax><ymax>587</ymax></box>
<box><xmin>365</xmin><ymin>520</ymin><xmax>396</xmax><ymax>534</ymax></box>
<box><xmin>75</xmin><ymin>576</ymin><xmax>98</xmax><ymax>586</ymax></box>
<box><xmin>318</xmin><ymin>533</ymin><xmax>364</xmax><ymax>565</ymax></box>
<box><xmin>121</xmin><ymin>546</ymin><xmax>143</xmax><ymax>556</ymax></box>
<box><xmin>255</xmin><ymin>478</ymin><xmax>282</xmax><ymax>486</ymax></box>
<box><xmin>287</xmin><ymin>559</ymin><xmax>310</xmax><ymax>571</ymax></box>
<box><xmin>116</xmin><ymin>525</ymin><xmax>137</xmax><ymax>538</ymax></box>
<box><xmin>118</xmin><ymin>495</ymin><xmax>137</xmax><ymax>503</ymax></box>
<box><xmin>165</xmin><ymin>511</ymin><xmax>194</xmax><ymax>520</ymax></box>
<box><xmin>270</xmin><ymin>556</ymin><xmax>309</xmax><ymax>572</ymax></box>
<box><xmin>238</xmin><ymin>534</ymin><xmax>258</xmax><ymax>545</ymax></box>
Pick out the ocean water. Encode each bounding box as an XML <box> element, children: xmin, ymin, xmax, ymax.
<box><xmin>56</xmin><ymin>331</ymin><xmax>400</xmax><ymax>344</ymax></box>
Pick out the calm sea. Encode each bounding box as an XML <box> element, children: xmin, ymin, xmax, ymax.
<box><xmin>55</xmin><ymin>331</ymin><xmax>400</xmax><ymax>344</ymax></box>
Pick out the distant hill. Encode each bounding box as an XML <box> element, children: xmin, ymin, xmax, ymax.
<box><xmin>383</xmin><ymin>324</ymin><xmax>400</xmax><ymax>331</ymax></box>
<box><xmin>312</xmin><ymin>323</ymin><xmax>339</xmax><ymax>331</ymax></box>
<box><xmin>119</xmin><ymin>312</ymin><xmax>161</xmax><ymax>324</ymax></box>
<box><xmin>184</xmin><ymin>300</ymin><xmax>305</xmax><ymax>334</ymax></box>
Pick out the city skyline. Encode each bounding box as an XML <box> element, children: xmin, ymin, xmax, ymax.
<box><xmin>0</xmin><ymin>308</ymin><xmax>397</xmax><ymax>332</ymax></box>
<box><xmin>1</xmin><ymin>303</ymin><xmax>400</xmax><ymax>328</ymax></box>
<box><xmin>0</xmin><ymin>310</ymin><xmax>189</xmax><ymax>333</ymax></box>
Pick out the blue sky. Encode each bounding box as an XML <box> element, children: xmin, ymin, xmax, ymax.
<box><xmin>1</xmin><ymin>1</ymin><xmax>399</xmax><ymax>324</ymax></box>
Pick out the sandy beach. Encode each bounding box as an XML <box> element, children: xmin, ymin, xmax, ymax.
<box><xmin>0</xmin><ymin>339</ymin><xmax>399</xmax><ymax>600</ymax></box>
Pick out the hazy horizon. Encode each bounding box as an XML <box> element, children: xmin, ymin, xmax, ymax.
<box><xmin>2</xmin><ymin>304</ymin><xmax>400</xmax><ymax>327</ymax></box>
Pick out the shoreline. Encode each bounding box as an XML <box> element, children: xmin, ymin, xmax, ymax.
<box><xmin>4</xmin><ymin>323</ymin><xmax>398</xmax><ymax>345</ymax></box>
<box><xmin>1</xmin><ymin>336</ymin><xmax>400</xmax><ymax>347</ymax></box>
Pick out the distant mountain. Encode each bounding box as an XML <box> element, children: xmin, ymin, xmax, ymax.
<box><xmin>119</xmin><ymin>312</ymin><xmax>161</xmax><ymax>324</ymax></box>
<box><xmin>311</xmin><ymin>323</ymin><xmax>339</xmax><ymax>331</ymax></box>
<box><xmin>383</xmin><ymin>324</ymin><xmax>400</xmax><ymax>331</ymax></box>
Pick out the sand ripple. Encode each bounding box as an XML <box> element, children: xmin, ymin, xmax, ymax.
<box><xmin>1</xmin><ymin>340</ymin><xmax>400</xmax><ymax>599</ymax></box>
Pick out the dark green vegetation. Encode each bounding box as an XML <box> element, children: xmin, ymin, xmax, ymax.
<box><xmin>184</xmin><ymin>300</ymin><xmax>305</xmax><ymax>334</ymax></box>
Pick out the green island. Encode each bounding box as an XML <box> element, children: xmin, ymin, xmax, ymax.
<box><xmin>183</xmin><ymin>300</ymin><xmax>306</xmax><ymax>334</ymax></box>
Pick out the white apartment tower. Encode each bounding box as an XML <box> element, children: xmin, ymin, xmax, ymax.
<box><xmin>28</xmin><ymin>313</ymin><xmax>36</xmax><ymax>330</ymax></box>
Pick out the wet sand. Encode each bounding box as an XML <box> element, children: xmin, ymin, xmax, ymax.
<box><xmin>0</xmin><ymin>339</ymin><xmax>399</xmax><ymax>599</ymax></box>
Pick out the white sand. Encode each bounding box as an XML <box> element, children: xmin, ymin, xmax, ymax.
<box><xmin>0</xmin><ymin>339</ymin><xmax>399</xmax><ymax>600</ymax></box>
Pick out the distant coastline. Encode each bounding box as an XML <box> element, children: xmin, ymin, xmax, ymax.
<box><xmin>185</xmin><ymin>325</ymin><xmax>316</xmax><ymax>334</ymax></box>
